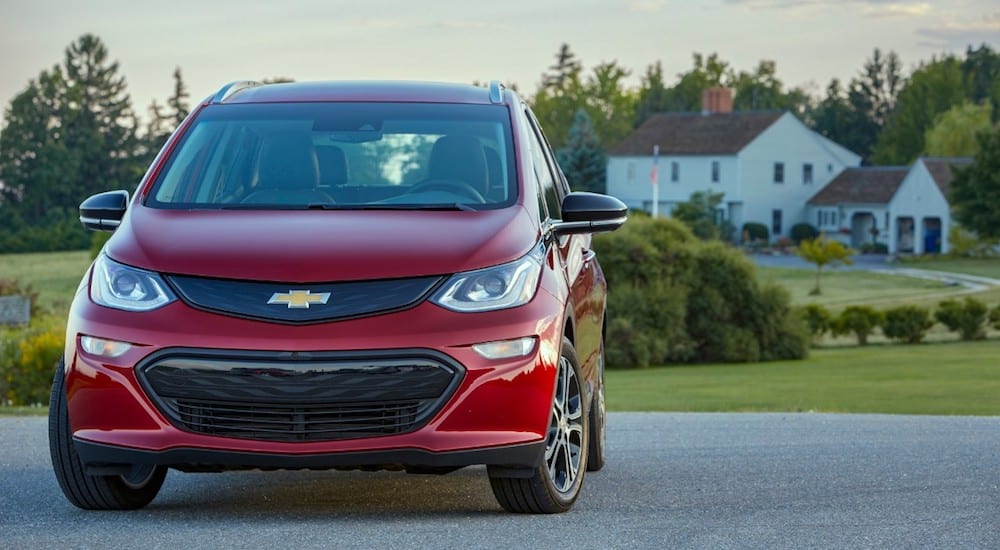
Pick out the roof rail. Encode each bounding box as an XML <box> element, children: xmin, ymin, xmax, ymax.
<box><xmin>488</xmin><ymin>80</ymin><xmax>505</xmax><ymax>104</ymax></box>
<box><xmin>211</xmin><ymin>80</ymin><xmax>263</xmax><ymax>103</ymax></box>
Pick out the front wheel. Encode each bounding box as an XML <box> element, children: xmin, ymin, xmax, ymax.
<box><xmin>49</xmin><ymin>360</ymin><xmax>166</xmax><ymax>510</ymax></box>
<box><xmin>489</xmin><ymin>337</ymin><xmax>588</xmax><ymax>513</ymax></box>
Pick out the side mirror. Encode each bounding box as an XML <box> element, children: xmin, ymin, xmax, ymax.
<box><xmin>552</xmin><ymin>192</ymin><xmax>628</xmax><ymax>236</ymax></box>
<box><xmin>79</xmin><ymin>190</ymin><xmax>129</xmax><ymax>232</ymax></box>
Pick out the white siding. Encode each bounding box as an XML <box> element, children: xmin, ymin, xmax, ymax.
<box><xmin>887</xmin><ymin>160</ymin><xmax>951</xmax><ymax>254</ymax></box>
<box><xmin>737</xmin><ymin>113</ymin><xmax>860</xmax><ymax>238</ymax></box>
<box><xmin>606</xmin><ymin>111</ymin><xmax>862</xmax><ymax>242</ymax></box>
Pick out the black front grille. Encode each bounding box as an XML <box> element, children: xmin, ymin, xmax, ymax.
<box><xmin>137</xmin><ymin>349</ymin><xmax>464</xmax><ymax>442</ymax></box>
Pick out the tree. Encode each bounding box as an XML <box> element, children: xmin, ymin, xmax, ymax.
<box><xmin>871</xmin><ymin>56</ymin><xmax>966</xmax><ymax>164</ymax></box>
<box><xmin>543</xmin><ymin>44</ymin><xmax>582</xmax><ymax>92</ymax></box>
<box><xmin>845</xmin><ymin>48</ymin><xmax>904</xmax><ymax>161</ymax></box>
<box><xmin>797</xmin><ymin>235</ymin><xmax>853</xmax><ymax>295</ymax></box>
<box><xmin>950</xmin><ymin>125</ymin><xmax>1000</xmax><ymax>240</ymax></box>
<box><xmin>0</xmin><ymin>34</ymin><xmax>142</xmax><ymax>252</ymax></box>
<box><xmin>730</xmin><ymin>60</ymin><xmax>810</xmax><ymax>115</ymax></box>
<box><xmin>167</xmin><ymin>67</ymin><xmax>190</xmax><ymax>127</ymax></box>
<box><xmin>809</xmin><ymin>79</ymin><xmax>855</xmax><ymax>148</ymax></box>
<box><xmin>556</xmin><ymin>109</ymin><xmax>606</xmax><ymax>193</ymax></box>
<box><xmin>832</xmin><ymin>305</ymin><xmax>883</xmax><ymax>345</ymax></box>
<box><xmin>634</xmin><ymin>62</ymin><xmax>669</xmax><ymax>127</ymax></box>
<box><xmin>924</xmin><ymin>102</ymin><xmax>993</xmax><ymax>157</ymax></box>
<box><xmin>671</xmin><ymin>190</ymin><xmax>730</xmax><ymax>240</ymax></box>
<box><xmin>962</xmin><ymin>44</ymin><xmax>1000</xmax><ymax>120</ymax></box>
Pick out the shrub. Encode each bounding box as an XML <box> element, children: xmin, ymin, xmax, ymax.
<box><xmin>0</xmin><ymin>316</ymin><xmax>65</xmax><ymax>406</ymax></box>
<box><xmin>859</xmin><ymin>242</ymin><xmax>889</xmax><ymax>254</ymax></box>
<box><xmin>593</xmin><ymin>216</ymin><xmax>808</xmax><ymax>367</ymax></box>
<box><xmin>90</xmin><ymin>231</ymin><xmax>112</xmax><ymax>259</ymax></box>
<box><xmin>801</xmin><ymin>304</ymin><xmax>832</xmax><ymax>342</ymax></box>
<box><xmin>935</xmin><ymin>297</ymin><xmax>988</xmax><ymax>340</ymax></box>
<box><xmin>789</xmin><ymin>223</ymin><xmax>819</xmax><ymax>245</ymax></box>
<box><xmin>741</xmin><ymin>222</ymin><xmax>769</xmax><ymax>244</ymax></box>
<box><xmin>832</xmin><ymin>305</ymin><xmax>883</xmax><ymax>345</ymax></box>
<box><xmin>948</xmin><ymin>224</ymin><xmax>998</xmax><ymax>258</ymax></box>
<box><xmin>990</xmin><ymin>304</ymin><xmax>1000</xmax><ymax>330</ymax></box>
<box><xmin>882</xmin><ymin>305</ymin><xmax>934</xmax><ymax>344</ymax></box>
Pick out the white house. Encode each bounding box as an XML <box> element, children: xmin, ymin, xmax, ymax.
<box><xmin>806</xmin><ymin>157</ymin><xmax>972</xmax><ymax>254</ymax></box>
<box><xmin>605</xmin><ymin>88</ymin><xmax>861</xmax><ymax>239</ymax></box>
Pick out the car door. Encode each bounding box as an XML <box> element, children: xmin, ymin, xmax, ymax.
<box><xmin>522</xmin><ymin>107</ymin><xmax>603</xmax><ymax>376</ymax></box>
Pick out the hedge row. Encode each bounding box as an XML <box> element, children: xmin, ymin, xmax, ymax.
<box><xmin>802</xmin><ymin>297</ymin><xmax>1000</xmax><ymax>346</ymax></box>
<box><xmin>0</xmin><ymin>315</ymin><xmax>64</xmax><ymax>406</ymax></box>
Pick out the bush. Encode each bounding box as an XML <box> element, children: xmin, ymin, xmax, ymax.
<box><xmin>832</xmin><ymin>305</ymin><xmax>883</xmax><ymax>345</ymax></box>
<box><xmin>0</xmin><ymin>316</ymin><xmax>65</xmax><ymax>406</ymax></box>
<box><xmin>882</xmin><ymin>305</ymin><xmax>934</xmax><ymax>344</ymax></box>
<box><xmin>990</xmin><ymin>304</ymin><xmax>1000</xmax><ymax>330</ymax></box>
<box><xmin>90</xmin><ymin>231</ymin><xmax>112</xmax><ymax>259</ymax></box>
<box><xmin>948</xmin><ymin>224</ymin><xmax>998</xmax><ymax>258</ymax></box>
<box><xmin>789</xmin><ymin>223</ymin><xmax>819</xmax><ymax>245</ymax></box>
<box><xmin>935</xmin><ymin>297</ymin><xmax>988</xmax><ymax>340</ymax></box>
<box><xmin>859</xmin><ymin>242</ymin><xmax>889</xmax><ymax>254</ymax></box>
<box><xmin>801</xmin><ymin>304</ymin><xmax>832</xmax><ymax>342</ymax></box>
<box><xmin>593</xmin><ymin>216</ymin><xmax>809</xmax><ymax>367</ymax></box>
<box><xmin>741</xmin><ymin>222</ymin><xmax>769</xmax><ymax>244</ymax></box>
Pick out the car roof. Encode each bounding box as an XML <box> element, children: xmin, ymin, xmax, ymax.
<box><xmin>217</xmin><ymin>80</ymin><xmax>506</xmax><ymax>105</ymax></box>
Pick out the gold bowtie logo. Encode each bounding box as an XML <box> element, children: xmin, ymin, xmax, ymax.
<box><xmin>267</xmin><ymin>290</ymin><xmax>331</xmax><ymax>309</ymax></box>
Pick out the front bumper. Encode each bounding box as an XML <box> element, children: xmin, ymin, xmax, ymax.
<box><xmin>64</xmin><ymin>286</ymin><xmax>565</xmax><ymax>471</ymax></box>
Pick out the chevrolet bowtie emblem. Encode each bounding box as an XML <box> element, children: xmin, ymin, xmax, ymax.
<box><xmin>267</xmin><ymin>290</ymin><xmax>331</xmax><ymax>309</ymax></box>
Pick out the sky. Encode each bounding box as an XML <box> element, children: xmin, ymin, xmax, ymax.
<box><xmin>0</xmin><ymin>0</ymin><xmax>997</xmax><ymax>125</ymax></box>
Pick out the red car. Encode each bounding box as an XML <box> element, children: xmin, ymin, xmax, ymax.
<box><xmin>50</xmin><ymin>80</ymin><xmax>626</xmax><ymax>514</ymax></box>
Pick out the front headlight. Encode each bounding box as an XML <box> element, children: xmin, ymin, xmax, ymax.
<box><xmin>90</xmin><ymin>254</ymin><xmax>176</xmax><ymax>311</ymax></box>
<box><xmin>431</xmin><ymin>242</ymin><xmax>545</xmax><ymax>313</ymax></box>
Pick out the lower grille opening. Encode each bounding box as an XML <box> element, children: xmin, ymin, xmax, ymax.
<box><xmin>137</xmin><ymin>349</ymin><xmax>463</xmax><ymax>443</ymax></box>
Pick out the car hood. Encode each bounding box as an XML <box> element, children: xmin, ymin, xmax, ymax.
<box><xmin>105</xmin><ymin>205</ymin><xmax>539</xmax><ymax>282</ymax></box>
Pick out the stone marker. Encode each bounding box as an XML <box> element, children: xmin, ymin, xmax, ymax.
<box><xmin>0</xmin><ymin>295</ymin><xmax>31</xmax><ymax>326</ymax></box>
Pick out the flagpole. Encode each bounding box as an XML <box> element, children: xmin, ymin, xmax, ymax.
<box><xmin>651</xmin><ymin>145</ymin><xmax>660</xmax><ymax>218</ymax></box>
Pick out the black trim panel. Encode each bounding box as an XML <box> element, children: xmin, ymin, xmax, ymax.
<box><xmin>74</xmin><ymin>439</ymin><xmax>544</xmax><ymax>471</ymax></box>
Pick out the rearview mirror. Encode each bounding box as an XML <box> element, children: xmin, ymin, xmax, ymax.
<box><xmin>80</xmin><ymin>190</ymin><xmax>129</xmax><ymax>232</ymax></box>
<box><xmin>552</xmin><ymin>192</ymin><xmax>628</xmax><ymax>236</ymax></box>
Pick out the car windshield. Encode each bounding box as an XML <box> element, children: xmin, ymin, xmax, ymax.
<box><xmin>147</xmin><ymin>102</ymin><xmax>516</xmax><ymax>210</ymax></box>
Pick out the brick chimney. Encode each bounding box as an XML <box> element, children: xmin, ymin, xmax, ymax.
<box><xmin>701</xmin><ymin>87</ymin><xmax>733</xmax><ymax>115</ymax></box>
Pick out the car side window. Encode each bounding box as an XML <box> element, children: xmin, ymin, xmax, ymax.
<box><xmin>523</xmin><ymin>110</ymin><xmax>562</xmax><ymax>220</ymax></box>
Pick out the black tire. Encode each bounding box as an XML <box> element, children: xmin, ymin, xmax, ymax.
<box><xmin>586</xmin><ymin>338</ymin><xmax>606</xmax><ymax>472</ymax></box>
<box><xmin>489</xmin><ymin>337</ymin><xmax>588</xmax><ymax>513</ymax></box>
<box><xmin>49</xmin><ymin>360</ymin><xmax>166</xmax><ymax>510</ymax></box>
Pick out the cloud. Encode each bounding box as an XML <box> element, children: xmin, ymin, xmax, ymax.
<box><xmin>629</xmin><ymin>0</ymin><xmax>669</xmax><ymax>13</ymax></box>
<box><xmin>916</xmin><ymin>10</ymin><xmax>1000</xmax><ymax>47</ymax></box>
<box><xmin>725</xmin><ymin>0</ymin><xmax>933</xmax><ymax>16</ymax></box>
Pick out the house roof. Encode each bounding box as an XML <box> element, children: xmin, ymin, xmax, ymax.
<box><xmin>920</xmin><ymin>157</ymin><xmax>972</xmax><ymax>198</ymax></box>
<box><xmin>608</xmin><ymin>111</ymin><xmax>784</xmax><ymax>155</ymax></box>
<box><xmin>807</xmin><ymin>166</ymin><xmax>909</xmax><ymax>206</ymax></box>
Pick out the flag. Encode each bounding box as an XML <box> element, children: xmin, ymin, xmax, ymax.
<box><xmin>650</xmin><ymin>144</ymin><xmax>660</xmax><ymax>185</ymax></box>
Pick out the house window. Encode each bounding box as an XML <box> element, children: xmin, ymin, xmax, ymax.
<box><xmin>711</xmin><ymin>161</ymin><xmax>719</xmax><ymax>183</ymax></box>
<box><xmin>626</xmin><ymin>162</ymin><xmax>635</xmax><ymax>182</ymax></box>
<box><xmin>772</xmin><ymin>209</ymin><xmax>783</xmax><ymax>235</ymax></box>
<box><xmin>817</xmin><ymin>210</ymin><xmax>822</xmax><ymax>226</ymax></box>
<box><xmin>774</xmin><ymin>162</ymin><xmax>784</xmax><ymax>183</ymax></box>
<box><xmin>803</xmin><ymin>163</ymin><xmax>813</xmax><ymax>184</ymax></box>
<box><xmin>670</xmin><ymin>161</ymin><xmax>679</xmax><ymax>183</ymax></box>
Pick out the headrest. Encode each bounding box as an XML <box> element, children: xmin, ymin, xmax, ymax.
<box><xmin>428</xmin><ymin>136</ymin><xmax>489</xmax><ymax>195</ymax></box>
<box><xmin>257</xmin><ymin>134</ymin><xmax>319</xmax><ymax>190</ymax></box>
<box><xmin>315</xmin><ymin>145</ymin><xmax>349</xmax><ymax>186</ymax></box>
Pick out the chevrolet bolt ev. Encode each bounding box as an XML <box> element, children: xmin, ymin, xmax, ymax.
<box><xmin>51</xmin><ymin>80</ymin><xmax>626</xmax><ymax>514</ymax></box>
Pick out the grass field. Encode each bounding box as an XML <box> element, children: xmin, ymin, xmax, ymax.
<box><xmin>606</xmin><ymin>339</ymin><xmax>1000</xmax><ymax>415</ymax></box>
<box><xmin>899</xmin><ymin>256</ymin><xmax>1000</xmax><ymax>279</ymax></box>
<box><xmin>756</xmin><ymin>266</ymin><xmax>964</xmax><ymax>308</ymax></box>
<box><xmin>0</xmin><ymin>250</ymin><xmax>91</xmax><ymax>314</ymax></box>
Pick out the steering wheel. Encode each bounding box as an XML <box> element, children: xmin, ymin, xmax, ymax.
<box><xmin>408</xmin><ymin>179</ymin><xmax>487</xmax><ymax>203</ymax></box>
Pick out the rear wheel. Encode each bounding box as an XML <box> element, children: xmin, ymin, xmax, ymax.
<box><xmin>489</xmin><ymin>338</ymin><xmax>588</xmax><ymax>513</ymax></box>
<box><xmin>49</xmin><ymin>360</ymin><xmax>166</xmax><ymax>510</ymax></box>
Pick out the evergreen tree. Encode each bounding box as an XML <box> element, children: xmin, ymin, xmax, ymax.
<box><xmin>950</xmin><ymin>125</ymin><xmax>1000</xmax><ymax>240</ymax></box>
<box><xmin>842</xmin><ymin>48</ymin><xmax>904</xmax><ymax>162</ymax></box>
<box><xmin>543</xmin><ymin>44</ymin><xmax>582</xmax><ymax>92</ymax></box>
<box><xmin>556</xmin><ymin>109</ymin><xmax>606</xmax><ymax>193</ymax></box>
<box><xmin>962</xmin><ymin>44</ymin><xmax>1000</xmax><ymax>120</ymax></box>
<box><xmin>167</xmin><ymin>67</ymin><xmax>190</xmax><ymax>127</ymax></box>
<box><xmin>634</xmin><ymin>62</ymin><xmax>668</xmax><ymax>127</ymax></box>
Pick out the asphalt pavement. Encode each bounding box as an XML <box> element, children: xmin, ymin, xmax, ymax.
<box><xmin>1</xmin><ymin>413</ymin><xmax>997</xmax><ymax>549</ymax></box>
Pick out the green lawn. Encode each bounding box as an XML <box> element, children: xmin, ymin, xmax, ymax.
<box><xmin>0</xmin><ymin>250</ymin><xmax>91</xmax><ymax>315</ymax></box>
<box><xmin>607</xmin><ymin>339</ymin><xmax>1000</xmax><ymax>415</ymax></box>
<box><xmin>899</xmin><ymin>256</ymin><xmax>1000</xmax><ymax>279</ymax></box>
<box><xmin>756</xmin><ymin>266</ymin><xmax>962</xmax><ymax>308</ymax></box>
<box><xmin>0</xmin><ymin>406</ymin><xmax>47</xmax><ymax>417</ymax></box>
